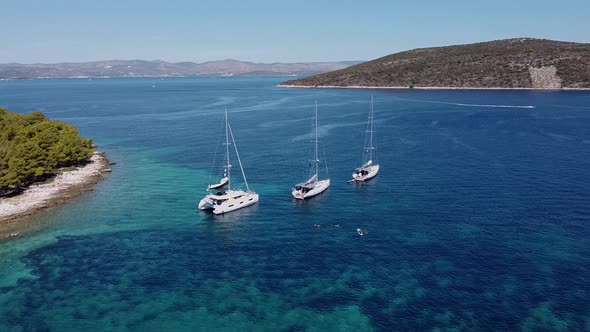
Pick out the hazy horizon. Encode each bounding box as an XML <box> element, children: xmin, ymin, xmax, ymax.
<box><xmin>0</xmin><ymin>58</ymin><xmax>364</xmax><ymax>66</ymax></box>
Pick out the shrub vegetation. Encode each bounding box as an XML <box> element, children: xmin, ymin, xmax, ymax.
<box><xmin>0</xmin><ymin>107</ymin><xmax>93</xmax><ymax>195</ymax></box>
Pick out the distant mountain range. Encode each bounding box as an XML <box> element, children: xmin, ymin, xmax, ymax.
<box><xmin>0</xmin><ymin>59</ymin><xmax>361</xmax><ymax>79</ymax></box>
<box><xmin>281</xmin><ymin>38</ymin><xmax>590</xmax><ymax>89</ymax></box>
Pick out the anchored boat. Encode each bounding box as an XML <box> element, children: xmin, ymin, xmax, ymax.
<box><xmin>292</xmin><ymin>101</ymin><xmax>330</xmax><ymax>200</ymax></box>
<box><xmin>198</xmin><ymin>108</ymin><xmax>259</xmax><ymax>214</ymax></box>
<box><xmin>351</xmin><ymin>96</ymin><xmax>380</xmax><ymax>182</ymax></box>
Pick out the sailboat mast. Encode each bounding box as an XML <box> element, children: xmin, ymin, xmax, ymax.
<box><xmin>314</xmin><ymin>100</ymin><xmax>319</xmax><ymax>179</ymax></box>
<box><xmin>228</xmin><ymin>123</ymin><xmax>250</xmax><ymax>191</ymax></box>
<box><xmin>369</xmin><ymin>96</ymin><xmax>374</xmax><ymax>161</ymax></box>
<box><xmin>225</xmin><ymin>107</ymin><xmax>231</xmax><ymax>187</ymax></box>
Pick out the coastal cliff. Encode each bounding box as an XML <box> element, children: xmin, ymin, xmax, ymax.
<box><xmin>280</xmin><ymin>38</ymin><xmax>590</xmax><ymax>89</ymax></box>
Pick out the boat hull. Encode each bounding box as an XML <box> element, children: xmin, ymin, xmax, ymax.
<box><xmin>199</xmin><ymin>190</ymin><xmax>259</xmax><ymax>215</ymax></box>
<box><xmin>292</xmin><ymin>179</ymin><xmax>331</xmax><ymax>200</ymax></box>
<box><xmin>352</xmin><ymin>165</ymin><xmax>380</xmax><ymax>182</ymax></box>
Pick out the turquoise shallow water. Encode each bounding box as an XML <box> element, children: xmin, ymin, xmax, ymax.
<box><xmin>0</xmin><ymin>77</ymin><xmax>589</xmax><ymax>330</ymax></box>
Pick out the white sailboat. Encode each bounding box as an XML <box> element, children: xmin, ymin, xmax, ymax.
<box><xmin>351</xmin><ymin>96</ymin><xmax>380</xmax><ymax>182</ymax></box>
<box><xmin>198</xmin><ymin>108</ymin><xmax>259</xmax><ymax>214</ymax></box>
<box><xmin>292</xmin><ymin>101</ymin><xmax>331</xmax><ymax>200</ymax></box>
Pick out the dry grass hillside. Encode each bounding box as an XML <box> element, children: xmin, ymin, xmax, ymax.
<box><xmin>281</xmin><ymin>38</ymin><xmax>590</xmax><ymax>89</ymax></box>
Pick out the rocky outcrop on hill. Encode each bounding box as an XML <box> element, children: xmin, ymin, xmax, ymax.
<box><xmin>529</xmin><ymin>66</ymin><xmax>562</xmax><ymax>88</ymax></box>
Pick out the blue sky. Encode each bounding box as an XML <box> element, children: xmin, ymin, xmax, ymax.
<box><xmin>1</xmin><ymin>0</ymin><xmax>588</xmax><ymax>63</ymax></box>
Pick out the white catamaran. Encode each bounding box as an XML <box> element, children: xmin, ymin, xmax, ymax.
<box><xmin>292</xmin><ymin>101</ymin><xmax>331</xmax><ymax>200</ymax></box>
<box><xmin>198</xmin><ymin>108</ymin><xmax>259</xmax><ymax>214</ymax></box>
<box><xmin>351</xmin><ymin>96</ymin><xmax>379</xmax><ymax>182</ymax></box>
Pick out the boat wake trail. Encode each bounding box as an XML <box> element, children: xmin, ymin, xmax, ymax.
<box><xmin>398</xmin><ymin>98</ymin><xmax>535</xmax><ymax>109</ymax></box>
<box><xmin>455</xmin><ymin>103</ymin><xmax>535</xmax><ymax>109</ymax></box>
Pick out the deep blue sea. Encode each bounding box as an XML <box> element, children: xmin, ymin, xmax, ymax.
<box><xmin>0</xmin><ymin>77</ymin><xmax>589</xmax><ymax>331</ymax></box>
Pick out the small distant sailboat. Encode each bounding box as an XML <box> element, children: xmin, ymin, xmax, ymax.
<box><xmin>198</xmin><ymin>108</ymin><xmax>259</xmax><ymax>214</ymax></box>
<box><xmin>292</xmin><ymin>101</ymin><xmax>331</xmax><ymax>200</ymax></box>
<box><xmin>351</xmin><ymin>96</ymin><xmax>380</xmax><ymax>182</ymax></box>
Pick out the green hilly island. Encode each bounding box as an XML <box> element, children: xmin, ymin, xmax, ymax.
<box><xmin>280</xmin><ymin>38</ymin><xmax>590</xmax><ymax>89</ymax></box>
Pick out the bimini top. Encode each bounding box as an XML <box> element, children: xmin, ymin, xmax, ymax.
<box><xmin>295</xmin><ymin>182</ymin><xmax>316</xmax><ymax>190</ymax></box>
<box><xmin>208</xmin><ymin>189</ymin><xmax>247</xmax><ymax>201</ymax></box>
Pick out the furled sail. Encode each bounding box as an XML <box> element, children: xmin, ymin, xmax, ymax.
<box><xmin>207</xmin><ymin>177</ymin><xmax>229</xmax><ymax>191</ymax></box>
<box><xmin>305</xmin><ymin>174</ymin><xmax>318</xmax><ymax>184</ymax></box>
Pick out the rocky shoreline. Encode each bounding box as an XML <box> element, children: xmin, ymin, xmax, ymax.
<box><xmin>277</xmin><ymin>84</ymin><xmax>590</xmax><ymax>91</ymax></box>
<box><xmin>0</xmin><ymin>152</ymin><xmax>110</xmax><ymax>236</ymax></box>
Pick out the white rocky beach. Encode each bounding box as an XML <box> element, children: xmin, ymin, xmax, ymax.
<box><xmin>0</xmin><ymin>152</ymin><xmax>109</xmax><ymax>225</ymax></box>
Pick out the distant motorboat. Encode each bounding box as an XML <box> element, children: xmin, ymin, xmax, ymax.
<box><xmin>351</xmin><ymin>96</ymin><xmax>380</xmax><ymax>182</ymax></box>
<box><xmin>198</xmin><ymin>108</ymin><xmax>259</xmax><ymax>214</ymax></box>
<box><xmin>292</xmin><ymin>101</ymin><xmax>330</xmax><ymax>200</ymax></box>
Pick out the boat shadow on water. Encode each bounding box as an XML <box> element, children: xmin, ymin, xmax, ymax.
<box><xmin>349</xmin><ymin>176</ymin><xmax>379</xmax><ymax>187</ymax></box>
<box><xmin>197</xmin><ymin>202</ymin><xmax>259</xmax><ymax>223</ymax></box>
<box><xmin>291</xmin><ymin>187</ymin><xmax>330</xmax><ymax>210</ymax></box>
